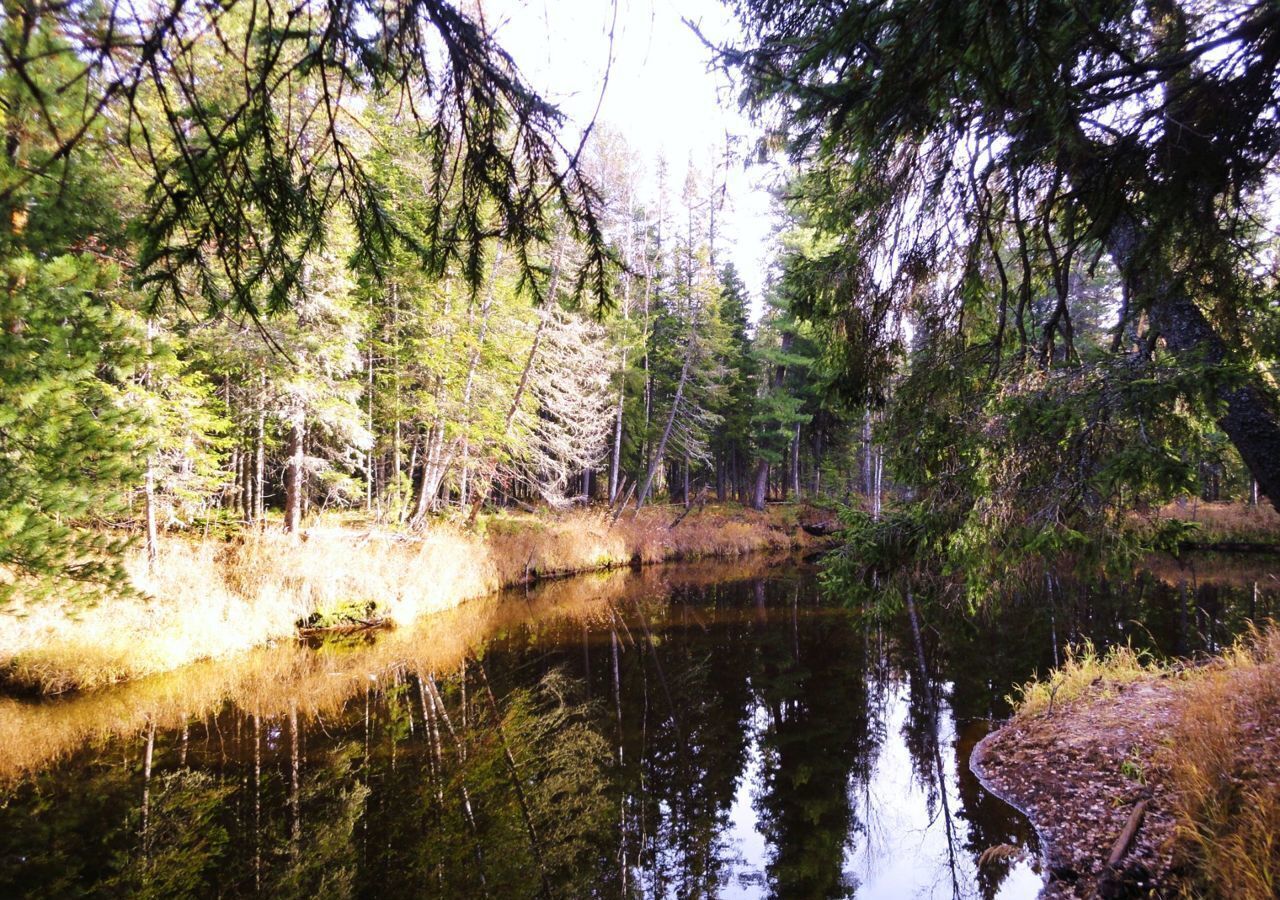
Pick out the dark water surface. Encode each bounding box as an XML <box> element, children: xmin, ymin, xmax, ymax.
<box><xmin>0</xmin><ymin>556</ymin><xmax>1274</xmax><ymax>899</ymax></box>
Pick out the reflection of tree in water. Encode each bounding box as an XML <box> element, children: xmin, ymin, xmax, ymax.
<box><xmin>748</xmin><ymin>578</ymin><xmax>872</xmax><ymax>899</ymax></box>
<box><xmin>0</xmin><ymin>664</ymin><xmax>614</xmax><ymax>899</ymax></box>
<box><xmin>348</xmin><ymin>664</ymin><xmax>614</xmax><ymax>898</ymax></box>
<box><xmin>12</xmin><ymin>566</ymin><xmax>1262</xmax><ymax>898</ymax></box>
<box><xmin>525</xmin><ymin>580</ymin><xmax>763</xmax><ymax>898</ymax></box>
<box><xmin>622</xmin><ymin>584</ymin><xmax>757</xmax><ymax>898</ymax></box>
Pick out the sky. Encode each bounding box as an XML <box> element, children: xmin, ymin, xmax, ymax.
<box><xmin>485</xmin><ymin>0</ymin><xmax>782</xmax><ymax>314</ymax></box>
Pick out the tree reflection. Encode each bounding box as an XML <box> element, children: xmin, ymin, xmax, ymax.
<box><xmin>749</xmin><ymin>578</ymin><xmax>870</xmax><ymax>899</ymax></box>
<box><xmin>2</xmin><ymin>563</ymin><xmax>1270</xmax><ymax>899</ymax></box>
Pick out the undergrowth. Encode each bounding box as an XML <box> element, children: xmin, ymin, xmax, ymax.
<box><xmin>1163</xmin><ymin>626</ymin><xmax>1280</xmax><ymax>900</ymax></box>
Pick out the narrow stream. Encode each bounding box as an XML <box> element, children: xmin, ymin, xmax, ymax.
<box><xmin>0</xmin><ymin>557</ymin><xmax>1273</xmax><ymax>898</ymax></box>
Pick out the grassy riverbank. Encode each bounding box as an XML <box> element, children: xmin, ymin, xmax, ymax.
<box><xmin>1145</xmin><ymin>500</ymin><xmax>1280</xmax><ymax>547</ymax></box>
<box><xmin>976</xmin><ymin>625</ymin><xmax>1280</xmax><ymax>899</ymax></box>
<box><xmin>0</xmin><ymin>556</ymin><xmax>796</xmax><ymax>782</ymax></box>
<box><xmin>0</xmin><ymin>504</ymin><xmax>819</xmax><ymax>694</ymax></box>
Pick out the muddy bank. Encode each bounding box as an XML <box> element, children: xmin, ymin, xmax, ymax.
<box><xmin>972</xmin><ymin>680</ymin><xmax>1183</xmax><ymax>898</ymax></box>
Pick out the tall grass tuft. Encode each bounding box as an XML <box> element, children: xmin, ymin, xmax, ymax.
<box><xmin>1008</xmin><ymin>639</ymin><xmax>1158</xmax><ymax>717</ymax></box>
<box><xmin>1162</xmin><ymin>626</ymin><xmax>1280</xmax><ymax>900</ymax></box>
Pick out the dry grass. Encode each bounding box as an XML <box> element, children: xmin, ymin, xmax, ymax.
<box><xmin>1009</xmin><ymin>639</ymin><xmax>1160</xmax><ymax>717</ymax></box>
<box><xmin>1147</xmin><ymin>500</ymin><xmax>1280</xmax><ymax>544</ymax></box>
<box><xmin>0</xmin><ymin>504</ymin><xmax>811</xmax><ymax>693</ymax></box>
<box><xmin>0</xmin><ymin>554</ymin><xmax>789</xmax><ymax>782</ymax></box>
<box><xmin>1162</xmin><ymin>626</ymin><xmax>1280</xmax><ymax>900</ymax></box>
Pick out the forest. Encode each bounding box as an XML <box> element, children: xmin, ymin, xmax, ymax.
<box><xmin>2</xmin><ymin>1</ymin><xmax>1280</xmax><ymax>898</ymax></box>
<box><xmin>0</xmin><ymin>0</ymin><xmax>875</xmax><ymax>608</ymax></box>
<box><xmin>1</xmin><ymin>0</ymin><xmax>1276</xmax><ymax>601</ymax></box>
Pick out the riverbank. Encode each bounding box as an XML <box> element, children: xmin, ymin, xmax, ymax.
<box><xmin>1145</xmin><ymin>499</ymin><xmax>1280</xmax><ymax>551</ymax></box>
<box><xmin>0</xmin><ymin>555</ymin><xmax>802</xmax><ymax>782</ymax></box>
<box><xmin>973</xmin><ymin>627</ymin><xmax>1280</xmax><ymax>899</ymax></box>
<box><xmin>0</xmin><ymin>504</ymin><xmax>822</xmax><ymax>694</ymax></box>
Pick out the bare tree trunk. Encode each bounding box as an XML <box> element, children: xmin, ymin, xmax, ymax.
<box><xmin>874</xmin><ymin>451</ymin><xmax>884</xmax><ymax>520</ymax></box>
<box><xmin>681</xmin><ymin>454</ymin><xmax>690</xmax><ymax>508</ymax></box>
<box><xmin>609</xmin><ymin>347</ymin><xmax>626</xmax><ymax>504</ymax></box>
<box><xmin>366</xmin><ymin>297</ymin><xmax>375</xmax><ymax>513</ymax></box>
<box><xmin>284</xmin><ymin>413</ymin><xmax>304</xmax><ymax>533</ymax></box>
<box><xmin>144</xmin><ymin>461</ymin><xmax>159</xmax><ymax>566</ymax></box>
<box><xmin>240</xmin><ymin>438</ymin><xmax>252</xmax><ymax>522</ymax></box>
<box><xmin>254</xmin><ymin>411</ymin><xmax>265</xmax><ymax>523</ymax></box>
<box><xmin>862</xmin><ymin>410</ymin><xmax>873</xmax><ymax>500</ymax></box>
<box><xmin>635</xmin><ymin>341</ymin><xmax>694</xmax><ymax>510</ymax></box>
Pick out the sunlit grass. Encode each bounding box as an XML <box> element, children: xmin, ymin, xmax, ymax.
<box><xmin>1144</xmin><ymin>500</ymin><xmax>1280</xmax><ymax>545</ymax></box>
<box><xmin>1008</xmin><ymin>639</ymin><xmax>1160</xmax><ymax>718</ymax></box>
<box><xmin>0</xmin><ymin>504</ymin><xmax>810</xmax><ymax>693</ymax></box>
<box><xmin>1162</xmin><ymin>625</ymin><xmax>1280</xmax><ymax>900</ymax></box>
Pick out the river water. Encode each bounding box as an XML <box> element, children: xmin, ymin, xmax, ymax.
<box><xmin>0</xmin><ymin>556</ymin><xmax>1273</xmax><ymax>899</ymax></box>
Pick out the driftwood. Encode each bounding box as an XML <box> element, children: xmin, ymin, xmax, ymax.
<box><xmin>1107</xmin><ymin>799</ymin><xmax>1148</xmax><ymax>867</ymax></box>
<box><xmin>801</xmin><ymin>520</ymin><xmax>839</xmax><ymax>536</ymax></box>
<box><xmin>1095</xmin><ymin>799</ymin><xmax>1151</xmax><ymax>899</ymax></box>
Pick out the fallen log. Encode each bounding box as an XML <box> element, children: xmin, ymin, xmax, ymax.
<box><xmin>1108</xmin><ymin>799</ymin><xmax>1148</xmax><ymax>867</ymax></box>
<box><xmin>298</xmin><ymin>617</ymin><xmax>390</xmax><ymax>638</ymax></box>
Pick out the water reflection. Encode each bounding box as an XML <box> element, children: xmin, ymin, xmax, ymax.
<box><xmin>0</xmin><ymin>557</ymin><xmax>1275</xmax><ymax>899</ymax></box>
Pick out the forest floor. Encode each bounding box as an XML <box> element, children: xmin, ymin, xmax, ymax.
<box><xmin>973</xmin><ymin>627</ymin><xmax>1280</xmax><ymax>900</ymax></box>
<box><xmin>0</xmin><ymin>502</ymin><xmax>830</xmax><ymax>695</ymax></box>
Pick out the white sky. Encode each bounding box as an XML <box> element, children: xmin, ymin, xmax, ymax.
<box><xmin>485</xmin><ymin>0</ymin><xmax>782</xmax><ymax>314</ymax></box>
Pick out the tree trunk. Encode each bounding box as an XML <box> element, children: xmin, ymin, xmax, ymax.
<box><xmin>284</xmin><ymin>413</ymin><xmax>304</xmax><ymax>533</ymax></box>
<box><xmin>254</xmin><ymin>411</ymin><xmax>265</xmax><ymax>522</ymax></box>
<box><xmin>240</xmin><ymin>438</ymin><xmax>252</xmax><ymax>522</ymax></box>
<box><xmin>862</xmin><ymin>411</ymin><xmax>874</xmax><ymax>499</ymax></box>
<box><xmin>144</xmin><ymin>461</ymin><xmax>159</xmax><ymax>566</ymax></box>
<box><xmin>635</xmin><ymin>341</ymin><xmax>694</xmax><ymax>510</ymax></box>
<box><xmin>791</xmin><ymin>422</ymin><xmax>801</xmax><ymax>499</ymax></box>
<box><xmin>682</xmin><ymin>453</ymin><xmax>690</xmax><ymax>508</ymax></box>
<box><xmin>1104</xmin><ymin>216</ymin><xmax>1280</xmax><ymax>512</ymax></box>
<box><xmin>750</xmin><ymin>459</ymin><xmax>769</xmax><ymax>511</ymax></box>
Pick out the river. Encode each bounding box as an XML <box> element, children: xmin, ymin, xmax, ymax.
<box><xmin>0</xmin><ymin>555</ymin><xmax>1273</xmax><ymax>898</ymax></box>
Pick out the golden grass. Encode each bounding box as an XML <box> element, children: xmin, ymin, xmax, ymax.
<box><xmin>1162</xmin><ymin>626</ymin><xmax>1280</xmax><ymax>900</ymax></box>
<box><xmin>0</xmin><ymin>504</ymin><xmax>811</xmax><ymax>693</ymax></box>
<box><xmin>0</xmin><ymin>554</ymin><xmax>790</xmax><ymax>783</ymax></box>
<box><xmin>1147</xmin><ymin>500</ymin><xmax>1280</xmax><ymax>544</ymax></box>
<box><xmin>1008</xmin><ymin>639</ymin><xmax>1160</xmax><ymax>718</ymax></box>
